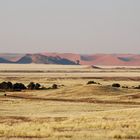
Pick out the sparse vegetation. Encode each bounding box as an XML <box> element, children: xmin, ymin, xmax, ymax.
<box><xmin>0</xmin><ymin>64</ymin><xmax>140</xmax><ymax>139</ymax></box>
<box><xmin>134</xmin><ymin>85</ymin><xmax>140</xmax><ymax>89</ymax></box>
<box><xmin>122</xmin><ymin>86</ymin><xmax>128</xmax><ymax>89</ymax></box>
<box><xmin>87</xmin><ymin>80</ymin><xmax>97</xmax><ymax>85</ymax></box>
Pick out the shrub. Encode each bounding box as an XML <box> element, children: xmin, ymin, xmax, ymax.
<box><xmin>0</xmin><ymin>82</ymin><xmax>7</xmax><ymax>89</ymax></box>
<box><xmin>0</xmin><ymin>81</ymin><xmax>13</xmax><ymax>90</ymax></box>
<box><xmin>52</xmin><ymin>84</ymin><xmax>58</xmax><ymax>89</ymax></box>
<box><xmin>134</xmin><ymin>85</ymin><xmax>140</xmax><ymax>89</ymax></box>
<box><xmin>27</xmin><ymin>82</ymin><xmax>41</xmax><ymax>90</ymax></box>
<box><xmin>87</xmin><ymin>81</ymin><xmax>97</xmax><ymax>85</ymax></box>
<box><xmin>122</xmin><ymin>86</ymin><xmax>128</xmax><ymax>89</ymax></box>
<box><xmin>13</xmin><ymin>83</ymin><xmax>26</xmax><ymax>91</ymax></box>
<box><xmin>27</xmin><ymin>82</ymin><xmax>36</xmax><ymax>90</ymax></box>
<box><xmin>112</xmin><ymin>83</ymin><xmax>121</xmax><ymax>88</ymax></box>
<box><xmin>7</xmin><ymin>82</ymin><xmax>13</xmax><ymax>89</ymax></box>
<box><xmin>35</xmin><ymin>83</ymin><xmax>41</xmax><ymax>89</ymax></box>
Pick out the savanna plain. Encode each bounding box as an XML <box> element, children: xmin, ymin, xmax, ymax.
<box><xmin>0</xmin><ymin>64</ymin><xmax>140</xmax><ymax>140</ymax></box>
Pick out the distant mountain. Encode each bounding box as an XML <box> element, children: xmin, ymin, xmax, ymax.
<box><xmin>0</xmin><ymin>57</ymin><xmax>13</xmax><ymax>63</ymax></box>
<box><xmin>16</xmin><ymin>54</ymin><xmax>77</xmax><ymax>65</ymax></box>
<box><xmin>0</xmin><ymin>52</ymin><xmax>139</xmax><ymax>66</ymax></box>
<box><xmin>0</xmin><ymin>53</ymin><xmax>24</xmax><ymax>62</ymax></box>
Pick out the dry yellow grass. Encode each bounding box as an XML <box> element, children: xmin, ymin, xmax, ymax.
<box><xmin>0</xmin><ymin>64</ymin><xmax>140</xmax><ymax>140</ymax></box>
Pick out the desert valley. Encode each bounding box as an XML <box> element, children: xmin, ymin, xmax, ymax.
<box><xmin>0</xmin><ymin>63</ymin><xmax>140</xmax><ymax>140</ymax></box>
<box><xmin>0</xmin><ymin>0</ymin><xmax>140</xmax><ymax>139</ymax></box>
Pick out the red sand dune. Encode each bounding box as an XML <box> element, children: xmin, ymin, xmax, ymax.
<box><xmin>43</xmin><ymin>53</ymin><xmax>140</xmax><ymax>66</ymax></box>
<box><xmin>0</xmin><ymin>53</ymin><xmax>140</xmax><ymax>66</ymax></box>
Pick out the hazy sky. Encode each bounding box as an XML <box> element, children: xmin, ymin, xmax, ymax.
<box><xmin>0</xmin><ymin>0</ymin><xmax>140</xmax><ymax>54</ymax></box>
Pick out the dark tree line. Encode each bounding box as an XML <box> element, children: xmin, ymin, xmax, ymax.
<box><xmin>0</xmin><ymin>81</ymin><xmax>41</xmax><ymax>91</ymax></box>
<box><xmin>0</xmin><ymin>81</ymin><xmax>58</xmax><ymax>91</ymax></box>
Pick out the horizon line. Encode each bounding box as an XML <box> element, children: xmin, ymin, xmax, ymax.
<box><xmin>0</xmin><ymin>52</ymin><xmax>139</xmax><ymax>55</ymax></box>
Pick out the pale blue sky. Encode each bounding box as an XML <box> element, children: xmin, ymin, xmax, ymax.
<box><xmin>0</xmin><ymin>0</ymin><xmax>140</xmax><ymax>54</ymax></box>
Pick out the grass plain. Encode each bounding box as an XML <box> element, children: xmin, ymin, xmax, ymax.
<box><xmin>0</xmin><ymin>64</ymin><xmax>140</xmax><ymax>140</ymax></box>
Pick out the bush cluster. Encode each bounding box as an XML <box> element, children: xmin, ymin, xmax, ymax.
<box><xmin>27</xmin><ymin>82</ymin><xmax>41</xmax><ymax>90</ymax></box>
<box><xmin>0</xmin><ymin>81</ymin><xmax>41</xmax><ymax>91</ymax></box>
<box><xmin>0</xmin><ymin>82</ymin><xmax>26</xmax><ymax>91</ymax></box>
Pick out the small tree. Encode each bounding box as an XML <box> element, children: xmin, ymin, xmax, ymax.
<box><xmin>0</xmin><ymin>82</ymin><xmax>8</xmax><ymax>89</ymax></box>
<box><xmin>52</xmin><ymin>84</ymin><xmax>58</xmax><ymax>89</ymax></box>
<box><xmin>27</xmin><ymin>82</ymin><xmax>36</xmax><ymax>90</ymax></box>
<box><xmin>134</xmin><ymin>85</ymin><xmax>140</xmax><ymax>89</ymax></box>
<box><xmin>87</xmin><ymin>81</ymin><xmax>97</xmax><ymax>85</ymax></box>
<box><xmin>112</xmin><ymin>83</ymin><xmax>120</xmax><ymax>88</ymax></box>
<box><xmin>0</xmin><ymin>81</ymin><xmax>13</xmax><ymax>90</ymax></box>
<box><xmin>76</xmin><ymin>60</ymin><xmax>80</xmax><ymax>65</ymax></box>
<box><xmin>7</xmin><ymin>82</ymin><xmax>13</xmax><ymax>89</ymax></box>
<box><xmin>122</xmin><ymin>86</ymin><xmax>128</xmax><ymax>89</ymax></box>
<box><xmin>13</xmin><ymin>83</ymin><xmax>26</xmax><ymax>91</ymax></box>
<box><xmin>35</xmin><ymin>83</ymin><xmax>41</xmax><ymax>90</ymax></box>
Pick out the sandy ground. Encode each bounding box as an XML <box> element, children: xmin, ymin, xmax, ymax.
<box><xmin>0</xmin><ymin>64</ymin><xmax>140</xmax><ymax>140</ymax></box>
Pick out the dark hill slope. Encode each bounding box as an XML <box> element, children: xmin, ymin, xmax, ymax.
<box><xmin>16</xmin><ymin>54</ymin><xmax>77</xmax><ymax>65</ymax></box>
<box><xmin>0</xmin><ymin>58</ymin><xmax>13</xmax><ymax>63</ymax></box>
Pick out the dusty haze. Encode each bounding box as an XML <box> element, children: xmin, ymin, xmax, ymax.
<box><xmin>0</xmin><ymin>0</ymin><xmax>140</xmax><ymax>54</ymax></box>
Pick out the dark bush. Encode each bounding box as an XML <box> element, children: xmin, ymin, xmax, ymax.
<box><xmin>134</xmin><ymin>85</ymin><xmax>140</xmax><ymax>89</ymax></box>
<box><xmin>87</xmin><ymin>81</ymin><xmax>97</xmax><ymax>85</ymax></box>
<box><xmin>27</xmin><ymin>82</ymin><xmax>36</xmax><ymax>90</ymax></box>
<box><xmin>112</xmin><ymin>83</ymin><xmax>121</xmax><ymax>88</ymax></box>
<box><xmin>0</xmin><ymin>81</ymin><xmax>13</xmax><ymax>90</ymax></box>
<box><xmin>7</xmin><ymin>82</ymin><xmax>13</xmax><ymax>89</ymax></box>
<box><xmin>35</xmin><ymin>83</ymin><xmax>41</xmax><ymax>89</ymax></box>
<box><xmin>122</xmin><ymin>86</ymin><xmax>128</xmax><ymax>89</ymax></box>
<box><xmin>13</xmin><ymin>83</ymin><xmax>26</xmax><ymax>91</ymax></box>
<box><xmin>27</xmin><ymin>82</ymin><xmax>41</xmax><ymax>90</ymax></box>
<box><xmin>0</xmin><ymin>82</ymin><xmax>8</xmax><ymax>89</ymax></box>
<box><xmin>52</xmin><ymin>84</ymin><xmax>58</xmax><ymax>89</ymax></box>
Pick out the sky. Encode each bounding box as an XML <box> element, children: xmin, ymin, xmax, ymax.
<box><xmin>0</xmin><ymin>0</ymin><xmax>140</xmax><ymax>54</ymax></box>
